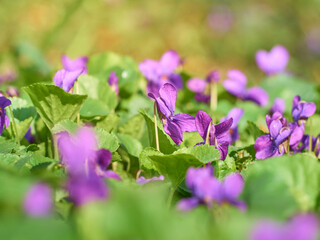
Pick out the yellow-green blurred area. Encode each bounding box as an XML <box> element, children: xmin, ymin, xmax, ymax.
<box><xmin>1</xmin><ymin>0</ymin><xmax>320</xmax><ymax>83</ymax></box>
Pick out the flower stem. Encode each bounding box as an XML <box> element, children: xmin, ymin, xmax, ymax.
<box><xmin>210</xmin><ymin>82</ymin><xmax>217</xmax><ymax>111</ymax></box>
<box><xmin>205</xmin><ymin>123</ymin><xmax>212</xmax><ymax>145</ymax></box>
<box><xmin>52</xmin><ymin>135</ymin><xmax>59</xmax><ymax>161</ymax></box>
<box><xmin>76</xmin><ymin>80</ymin><xmax>80</xmax><ymax>125</ymax></box>
<box><xmin>8</xmin><ymin>105</ymin><xmax>20</xmax><ymax>145</ymax></box>
<box><xmin>154</xmin><ymin>102</ymin><xmax>160</xmax><ymax>151</ymax></box>
<box><xmin>309</xmin><ymin>117</ymin><xmax>313</xmax><ymax>153</ymax></box>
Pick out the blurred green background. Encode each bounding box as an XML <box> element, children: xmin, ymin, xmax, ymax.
<box><xmin>1</xmin><ymin>0</ymin><xmax>320</xmax><ymax>83</ymax></box>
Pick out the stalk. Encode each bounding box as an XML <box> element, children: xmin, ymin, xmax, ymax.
<box><xmin>167</xmin><ymin>187</ymin><xmax>175</xmax><ymax>208</ymax></box>
<box><xmin>154</xmin><ymin>102</ymin><xmax>160</xmax><ymax>151</ymax></box>
<box><xmin>210</xmin><ymin>82</ymin><xmax>217</xmax><ymax>111</ymax></box>
<box><xmin>8</xmin><ymin>105</ymin><xmax>20</xmax><ymax>145</ymax></box>
<box><xmin>205</xmin><ymin>123</ymin><xmax>212</xmax><ymax>145</ymax></box>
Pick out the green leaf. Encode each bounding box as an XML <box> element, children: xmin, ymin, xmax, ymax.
<box><xmin>96</xmin><ymin>113</ymin><xmax>120</xmax><ymax>133</ymax></box>
<box><xmin>139</xmin><ymin>147</ymin><xmax>162</xmax><ymax>171</ymax></box>
<box><xmin>176</xmin><ymin>145</ymin><xmax>221</xmax><ymax>164</ymax></box>
<box><xmin>118</xmin><ymin>114</ymin><xmax>145</xmax><ymax>139</ymax></box>
<box><xmin>95</xmin><ymin>128</ymin><xmax>119</xmax><ymax>152</ymax></box>
<box><xmin>148</xmin><ymin>153</ymin><xmax>203</xmax><ymax>189</ymax></box>
<box><xmin>0</xmin><ymin>138</ymin><xmax>19</xmax><ymax>154</ymax></box>
<box><xmin>117</xmin><ymin>133</ymin><xmax>143</xmax><ymax>158</ymax></box>
<box><xmin>6</xmin><ymin>98</ymin><xmax>37</xmax><ymax>141</ymax></box>
<box><xmin>23</xmin><ymin>83</ymin><xmax>87</xmax><ymax>130</ymax></box>
<box><xmin>243</xmin><ymin>153</ymin><xmax>320</xmax><ymax>219</ymax></box>
<box><xmin>52</xmin><ymin>120</ymin><xmax>79</xmax><ymax>135</ymax></box>
<box><xmin>78</xmin><ymin>75</ymin><xmax>117</xmax><ymax>118</ymax></box>
<box><xmin>246</xmin><ymin>121</ymin><xmax>265</xmax><ymax>140</ymax></box>
<box><xmin>140</xmin><ymin>110</ymin><xmax>177</xmax><ymax>154</ymax></box>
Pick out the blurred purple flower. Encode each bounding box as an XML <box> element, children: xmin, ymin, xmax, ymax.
<box><xmin>195</xmin><ymin>110</ymin><xmax>233</xmax><ymax>160</ymax></box>
<box><xmin>136</xmin><ymin>175</ymin><xmax>164</xmax><ymax>185</ymax></box>
<box><xmin>187</xmin><ymin>71</ymin><xmax>220</xmax><ymax>104</ymax></box>
<box><xmin>223</xmin><ymin>70</ymin><xmax>268</xmax><ymax>106</ymax></box>
<box><xmin>139</xmin><ymin>50</ymin><xmax>183</xmax><ymax>96</ymax></box>
<box><xmin>6</xmin><ymin>86</ymin><xmax>19</xmax><ymax>97</ymax></box>
<box><xmin>53</xmin><ymin>68</ymin><xmax>84</xmax><ymax>92</ymax></box>
<box><xmin>23</xmin><ymin>183</ymin><xmax>52</xmax><ymax>217</ymax></box>
<box><xmin>108</xmin><ymin>72</ymin><xmax>119</xmax><ymax>95</ymax></box>
<box><xmin>255</xmin><ymin>45</ymin><xmax>289</xmax><ymax>75</ymax></box>
<box><xmin>207</xmin><ymin>6</ymin><xmax>234</xmax><ymax>34</ymax></box>
<box><xmin>177</xmin><ymin>166</ymin><xmax>246</xmax><ymax>211</ymax></box>
<box><xmin>255</xmin><ymin>113</ymin><xmax>291</xmax><ymax>159</ymax></box>
<box><xmin>270</xmin><ymin>98</ymin><xmax>285</xmax><ymax>115</ymax></box>
<box><xmin>149</xmin><ymin>83</ymin><xmax>196</xmax><ymax>145</ymax></box>
<box><xmin>0</xmin><ymin>96</ymin><xmax>11</xmax><ymax>135</ymax></box>
<box><xmin>57</xmin><ymin>127</ymin><xmax>120</xmax><ymax>205</ymax></box>
<box><xmin>0</xmin><ymin>71</ymin><xmax>16</xmax><ymax>84</ymax></box>
<box><xmin>220</xmin><ymin>108</ymin><xmax>244</xmax><ymax>144</ymax></box>
<box><xmin>61</xmin><ymin>55</ymin><xmax>88</xmax><ymax>73</ymax></box>
<box><xmin>250</xmin><ymin>213</ymin><xmax>319</xmax><ymax>240</ymax></box>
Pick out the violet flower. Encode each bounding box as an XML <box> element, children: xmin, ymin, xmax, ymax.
<box><xmin>0</xmin><ymin>70</ymin><xmax>16</xmax><ymax>84</ymax></box>
<box><xmin>195</xmin><ymin>110</ymin><xmax>233</xmax><ymax>160</ymax></box>
<box><xmin>57</xmin><ymin>127</ymin><xmax>120</xmax><ymax>205</ymax></box>
<box><xmin>149</xmin><ymin>83</ymin><xmax>196</xmax><ymax>145</ymax></box>
<box><xmin>61</xmin><ymin>55</ymin><xmax>88</xmax><ymax>73</ymax></box>
<box><xmin>23</xmin><ymin>183</ymin><xmax>52</xmax><ymax>217</ymax></box>
<box><xmin>223</xmin><ymin>70</ymin><xmax>268</xmax><ymax>106</ymax></box>
<box><xmin>255</xmin><ymin>45</ymin><xmax>289</xmax><ymax>75</ymax></box>
<box><xmin>177</xmin><ymin>166</ymin><xmax>246</xmax><ymax>211</ymax></box>
<box><xmin>54</xmin><ymin>55</ymin><xmax>88</xmax><ymax>92</ymax></box>
<box><xmin>136</xmin><ymin>175</ymin><xmax>164</xmax><ymax>185</ymax></box>
<box><xmin>220</xmin><ymin>108</ymin><xmax>244</xmax><ymax>144</ymax></box>
<box><xmin>289</xmin><ymin>96</ymin><xmax>316</xmax><ymax>150</ymax></box>
<box><xmin>6</xmin><ymin>86</ymin><xmax>19</xmax><ymax>97</ymax></box>
<box><xmin>108</xmin><ymin>72</ymin><xmax>119</xmax><ymax>95</ymax></box>
<box><xmin>255</xmin><ymin>113</ymin><xmax>291</xmax><ymax>159</ymax></box>
<box><xmin>250</xmin><ymin>213</ymin><xmax>319</xmax><ymax>240</ymax></box>
<box><xmin>139</xmin><ymin>50</ymin><xmax>183</xmax><ymax>96</ymax></box>
<box><xmin>0</xmin><ymin>96</ymin><xmax>11</xmax><ymax>135</ymax></box>
<box><xmin>24</xmin><ymin>126</ymin><xmax>35</xmax><ymax>144</ymax></box>
<box><xmin>270</xmin><ymin>98</ymin><xmax>285</xmax><ymax>115</ymax></box>
<box><xmin>187</xmin><ymin>71</ymin><xmax>220</xmax><ymax>104</ymax></box>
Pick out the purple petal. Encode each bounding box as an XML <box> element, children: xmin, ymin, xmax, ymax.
<box><xmin>187</xmin><ymin>78</ymin><xmax>207</xmax><ymax>93</ymax></box>
<box><xmin>139</xmin><ymin>59</ymin><xmax>162</xmax><ymax>82</ymax></box>
<box><xmin>274</xmin><ymin>128</ymin><xmax>292</xmax><ymax>147</ymax></box>
<box><xmin>250</xmin><ymin>221</ymin><xmax>282</xmax><ymax>240</ymax></box>
<box><xmin>61</xmin><ymin>55</ymin><xmax>88</xmax><ymax>73</ymax></box>
<box><xmin>168</xmin><ymin>73</ymin><xmax>183</xmax><ymax>90</ymax></box>
<box><xmin>159</xmin><ymin>83</ymin><xmax>177</xmax><ymax>115</ymax></box>
<box><xmin>289</xmin><ymin>123</ymin><xmax>305</xmax><ymax>147</ymax></box>
<box><xmin>255</xmin><ymin>45</ymin><xmax>289</xmax><ymax>75</ymax></box>
<box><xmin>95</xmin><ymin>149</ymin><xmax>112</xmax><ymax>170</ymax></box>
<box><xmin>23</xmin><ymin>183</ymin><xmax>52</xmax><ymax>217</ymax></box>
<box><xmin>286</xmin><ymin>213</ymin><xmax>319</xmax><ymax>240</ymax></box>
<box><xmin>103</xmin><ymin>170</ymin><xmax>122</xmax><ymax>181</ymax></box>
<box><xmin>254</xmin><ymin>135</ymin><xmax>278</xmax><ymax>159</ymax></box>
<box><xmin>53</xmin><ymin>68</ymin><xmax>84</xmax><ymax>92</ymax></box>
<box><xmin>215</xmin><ymin>118</ymin><xmax>233</xmax><ymax>138</ymax></box>
<box><xmin>300</xmin><ymin>102</ymin><xmax>317</xmax><ymax>119</ymax></box>
<box><xmin>177</xmin><ymin>197</ymin><xmax>200</xmax><ymax>211</ymax></box>
<box><xmin>216</xmin><ymin>141</ymin><xmax>230</xmax><ymax>161</ymax></box>
<box><xmin>222</xmin><ymin>173</ymin><xmax>244</xmax><ymax>200</ymax></box>
<box><xmin>67</xmin><ymin>175</ymin><xmax>108</xmax><ymax>206</ymax></box>
<box><xmin>195</xmin><ymin>110</ymin><xmax>212</xmax><ymax>141</ymax></box>
<box><xmin>108</xmin><ymin>72</ymin><xmax>119</xmax><ymax>95</ymax></box>
<box><xmin>172</xmin><ymin>113</ymin><xmax>196</xmax><ymax>132</ymax></box>
<box><xmin>146</xmin><ymin>82</ymin><xmax>161</xmax><ymax>98</ymax></box>
<box><xmin>223</xmin><ymin>79</ymin><xmax>246</xmax><ymax>98</ymax></box>
<box><xmin>194</xmin><ymin>93</ymin><xmax>210</xmax><ymax>104</ymax></box>
<box><xmin>0</xmin><ymin>96</ymin><xmax>11</xmax><ymax>108</ymax></box>
<box><xmin>163</xmin><ymin>119</ymin><xmax>183</xmax><ymax>145</ymax></box>
<box><xmin>136</xmin><ymin>175</ymin><xmax>164</xmax><ymax>185</ymax></box>
<box><xmin>292</xmin><ymin>95</ymin><xmax>300</xmax><ymax>110</ymax></box>
<box><xmin>270</xmin><ymin>98</ymin><xmax>285</xmax><ymax>115</ymax></box>
<box><xmin>244</xmin><ymin>87</ymin><xmax>269</xmax><ymax>106</ymax></box>
<box><xmin>269</xmin><ymin>119</ymin><xmax>282</xmax><ymax>139</ymax></box>
<box><xmin>227</xmin><ymin>69</ymin><xmax>247</xmax><ymax>85</ymax></box>
<box><xmin>159</xmin><ymin>50</ymin><xmax>181</xmax><ymax>75</ymax></box>
<box><xmin>226</xmin><ymin>108</ymin><xmax>244</xmax><ymax>128</ymax></box>
<box><xmin>206</xmin><ymin>71</ymin><xmax>220</xmax><ymax>83</ymax></box>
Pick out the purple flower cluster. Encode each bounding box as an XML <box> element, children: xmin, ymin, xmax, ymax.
<box><xmin>139</xmin><ymin>50</ymin><xmax>183</xmax><ymax>97</ymax></box>
<box><xmin>57</xmin><ymin>127</ymin><xmax>121</xmax><ymax>206</ymax></box>
<box><xmin>223</xmin><ymin>69</ymin><xmax>268</xmax><ymax>106</ymax></box>
<box><xmin>177</xmin><ymin>166</ymin><xmax>246</xmax><ymax>211</ymax></box>
<box><xmin>255</xmin><ymin>95</ymin><xmax>316</xmax><ymax>159</ymax></box>
<box><xmin>54</xmin><ymin>55</ymin><xmax>88</xmax><ymax>92</ymax></box>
